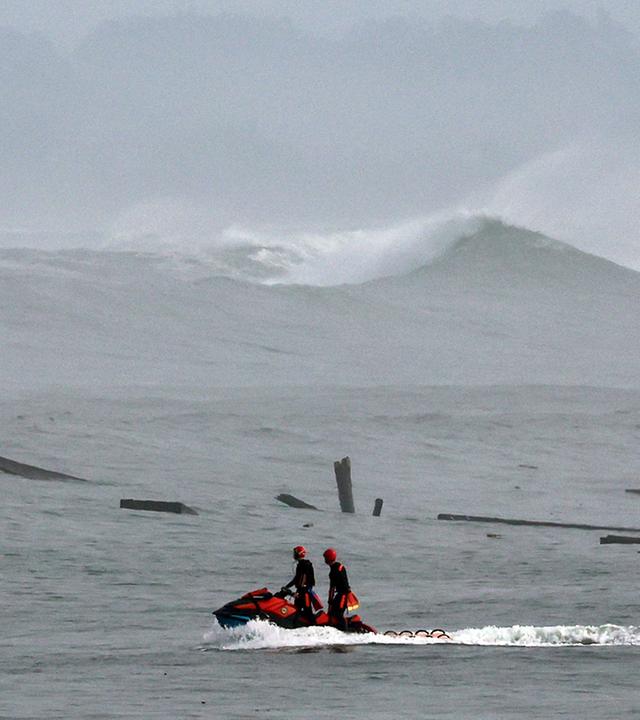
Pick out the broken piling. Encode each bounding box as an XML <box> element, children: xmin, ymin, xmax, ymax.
<box><xmin>334</xmin><ymin>456</ymin><xmax>355</xmax><ymax>513</ymax></box>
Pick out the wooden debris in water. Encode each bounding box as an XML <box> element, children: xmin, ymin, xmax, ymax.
<box><xmin>438</xmin><ymin>513</ymin><xmax>640</xmax><ymax>533</ymax></box>
<box><xmin>120</xmin><ymin>498</ymin><xmax>198</xmax><ymax>515</ymax></box>
<box><xmin>275</xmin><ymin>493</ymin><xmax>318</xmax><ymax>510</ymax></box>
<box><xmin>600</xmin><ymin>535</ymin><xmax>640</xmax><ymax>544</ymax></box>
<box><xmin>0</xmin><ymin>455</ymin><xmax>86</xmax><ymax>482</ymax></box>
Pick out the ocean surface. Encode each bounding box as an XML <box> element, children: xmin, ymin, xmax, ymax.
<box><xmin>3</xmin><ymin>221</ymin><xmax>640</xmax><ymax>719</ymax></box>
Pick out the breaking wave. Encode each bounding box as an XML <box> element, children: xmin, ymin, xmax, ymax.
<box><xmin>105</xmin><ymin>209</ymin><xmax>483</xmax><ymax>286</ymax></box>
<box><xmin>202</xmin><ymin>619</ymin><xmax>640</xmax><ymax>651</ymax></box>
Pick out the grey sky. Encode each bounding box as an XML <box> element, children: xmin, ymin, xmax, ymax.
<box><xmin>2</xmin><ymin>1</ymin><xmax>640</xmax><ymax>46</ymax></box>
<box><xmin>1</xmin><ymin>1</ymin><xmax>639</xmax><ymax>267</ymax></box>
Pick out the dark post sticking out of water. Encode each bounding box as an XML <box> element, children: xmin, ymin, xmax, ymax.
<box><xmin>373</xmin><ymin>498</ymin><xmax>384</xmax><ymax>516</ymax></box>
<box><xmin>334</xmin><ymin>456</ymin><xmax>355</xmax><ymax>513</ymax></box>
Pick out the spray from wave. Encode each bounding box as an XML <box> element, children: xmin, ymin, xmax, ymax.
<box><xmin>479</xmin><ymin>136</ymin><xmax>640</xmax><ymax>270</ymax></box>
<box><xmin>105</xmin><ymin>206</ymin><xmax>483</xmax><ymax>286</ymax></box>
<box><xmin>202</xmin><ymin>619</ymin><xmax>640</xmax><ymax>651</ymax></box>
<box><xmin>226</xmin><ymin>213</ymin><xmax>483</xmax><ymax>286</ymax></box>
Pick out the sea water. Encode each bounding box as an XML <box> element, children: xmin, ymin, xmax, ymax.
<box><xmin>3</xmin><ymin>384</ymin><xmax>640</xmax><ymax>719</ymax></box>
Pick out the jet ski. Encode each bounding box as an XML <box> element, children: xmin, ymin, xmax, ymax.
<box><xmin>213</xmin><ymin>587</ymin><xmax>377</xmax><ymax>634</ymax></box>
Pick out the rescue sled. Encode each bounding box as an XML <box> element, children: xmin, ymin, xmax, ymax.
<box><xmin>213</xmin><ymin>587</ymin><xmax>376</xmax><ymax>633</ymax></box>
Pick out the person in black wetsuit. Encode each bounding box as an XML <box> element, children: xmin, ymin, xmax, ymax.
<box><xmin>282</xmin><ymin>545</ymin><xmax>316</xmax><ymax>624</ymax></box>
<box><xmin>323</xmin><ymin>547</ymin><xmax>350</xmax><ymax>630</ymax></box>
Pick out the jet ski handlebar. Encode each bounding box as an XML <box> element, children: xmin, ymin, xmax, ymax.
<box><xmin>276</xmin><ymin>587</ymin><xmax>294</xmax><ymax>599</ymax></box>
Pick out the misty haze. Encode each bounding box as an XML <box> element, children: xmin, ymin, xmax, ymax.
<box><xmin>2</xmin><ymin>3</ymin><xmax>640</xmax><ymax>720</ymax></box>
<box><xmin>1</xmin><ymin>5</ymin><xmax>639</xmax><ymax>267</ymax></box>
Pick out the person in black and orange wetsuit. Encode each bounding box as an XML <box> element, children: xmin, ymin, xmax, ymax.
<box><xmin>323</xmin><ymin>547</ymin><xmax>350</xmax><ymax>630</ymax></box>
<box><xmin>282</xmin><ymin>545</ymin><xmax>316</xmax><ymax>624</ymax></box>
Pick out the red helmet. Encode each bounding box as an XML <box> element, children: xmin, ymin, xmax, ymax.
<box><xmin>323</xmin><ymin>547</ymin><xmax>337</xmax><ymax>564</ymax></box>
<box><xmin>293</xmin><ymin>545</ymin><xmax>306</xmax><ymax>560</ymax></box>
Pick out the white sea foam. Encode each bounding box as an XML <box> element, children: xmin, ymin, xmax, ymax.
<box><xmin>202</xmin><ymin>619</ymin><xmax>448</xmax><ymax>650</ymax></box>
<box><xmin>452</xmin><ymin>624</ymin><xmax>640</xmax><ymax>647</ymax></box>
<box><xmin>203</xmin><ymin>620</ymin><xmax>640</xmax><ymax>651</ymax></box>
<box><xmin>103</xmin><ymin>209</ymin><xmax>483</xmax><ymax>285</ymax></box>
<box><xmin>228</xmin><ymin>212</ymin><xmax>482</xmax><ymax>286</ymax></box>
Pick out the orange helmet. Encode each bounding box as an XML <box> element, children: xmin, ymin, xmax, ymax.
<box><xmin>323</xmin><ymin>547</ymin><xmax>337</xmax><ymax>564</ymax></box>
<box><xmin>293</xmin><ymin>545</ymin><xmax>306</xmax><ymax>560</ymax></box>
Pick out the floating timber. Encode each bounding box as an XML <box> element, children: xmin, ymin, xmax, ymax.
<box><xmin>600</xmin><ymin>535</ymin><xmax>640</xmax><ymax>544</ymax></box>
<box><xmin>0</xmin><ymin>455</ymin><xmax>86</xmax><ymax>482</ymax></box>
<box><xmin>275</xmin><ymin>493</ymin><xmax>319</xmax><ymax>510</ymax></box>
<box><xmin>334</xmin><ymin>456</ymin><xmax>355</xmax><ymax>513</ymax></box>
<box><xmin>625</xmin><ymin>489</ymin><xmax>640</xmax><ymax>495</ymax></box>
<box><xmin>437</xmin><ymin>513</ymin><xmax>640</xmax><ymax>533</ymax></box>
<box><xmin>373</xmin><ymin>498</ymin><xmax>384</xmax><ymax>517</ymax></box>
<box><xmin>120</xmin><ymin>499</ymin><xmax>198</xmax><ymax>515</ymax></box>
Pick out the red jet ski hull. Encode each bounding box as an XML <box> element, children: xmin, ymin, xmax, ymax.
<box><xmin>213</xmin><ymin>587</ymin><xmax>376</xmax><ymax>633</ymax></box>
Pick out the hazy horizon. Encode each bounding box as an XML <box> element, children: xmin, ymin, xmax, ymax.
<box><xmin>1</xmin><ymin>2</ymin><xmax>639</xmax><ymax>271</ymax></box>
<box><xmin>3</xmin><ymin>1</ymin><xmax>640</xmax><ymax>48</ymax></box>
